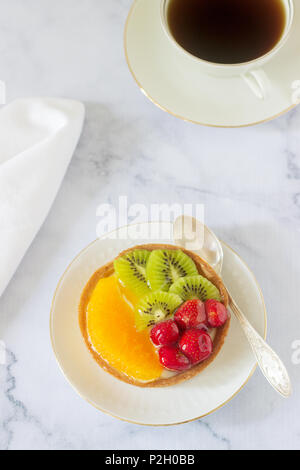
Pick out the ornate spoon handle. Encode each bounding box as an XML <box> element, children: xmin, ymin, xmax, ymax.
<box><xmin>228</xmin><ymin>289</ymin><xmax>292</xmax><ymax>398</ymax></box>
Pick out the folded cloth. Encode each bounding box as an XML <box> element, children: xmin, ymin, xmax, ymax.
<box><xmin>0</xmin><ymin>98</ymin><xmax>85</xmax><ymax>297</ymax></box>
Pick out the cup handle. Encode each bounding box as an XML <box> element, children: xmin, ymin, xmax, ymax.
<box><xmin>242</xmin><ymin>69</ymin><xmax>270</xmax><ymax>100</ymax></box>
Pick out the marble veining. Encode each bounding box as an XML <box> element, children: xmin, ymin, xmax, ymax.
<box><xmin>0</xmin><ymin>0</ymin><xmax>299</xmax><ymax>450</ymax></box>
<box><xmin>197</xmin><ymin>421</ymin><xmax>231</xmax><ymax>450</ymax></box>
<box><xmin>2</xmin><ymin>348</ymin><xmax>52</xmax><ymax>450</ymax></box>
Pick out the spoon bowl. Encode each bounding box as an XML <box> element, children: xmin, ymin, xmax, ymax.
<box><xmin>173</xmin><ymin>215</ymin><xmax>223</xmax><ymax>274</ymax></box>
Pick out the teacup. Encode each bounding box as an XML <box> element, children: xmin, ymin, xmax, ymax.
<box><xmin>161</xmin><ymin>0</ymin><xmax>294</xmax><ymax>99</ymax></box>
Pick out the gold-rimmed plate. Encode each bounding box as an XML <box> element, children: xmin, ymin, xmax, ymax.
<box><xmin>124</xmin><ymin>0</ymin><xmax>299</xmax><ymax>127</ymax></box>
<box><xmin>50</xmin><ymin>222</ymin><xmax>266</xmax><ymax>426</ymax></box>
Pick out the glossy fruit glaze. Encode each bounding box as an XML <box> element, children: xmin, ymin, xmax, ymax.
<box><xmin>87</xmin><ymin>275</ymin><xmax>163</xmax><ymax>382</ymax></box>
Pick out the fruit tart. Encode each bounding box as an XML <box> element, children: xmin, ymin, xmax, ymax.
<box><xmin>79</xmin><ymin>244</ymin><xmax>230</xmax><ymax>387</ymax></box>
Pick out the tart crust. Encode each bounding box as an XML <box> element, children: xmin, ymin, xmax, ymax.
<box><xmin>79</xmin><ymin>244</ymin><xmax>230</xmax><ymax>388</ymax></box>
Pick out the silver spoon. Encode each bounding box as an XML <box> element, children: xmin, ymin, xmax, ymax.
<box><xmin>173</xmin><ymin>215</ymin><xmax>292</xmax><ymax>398</ymax></box>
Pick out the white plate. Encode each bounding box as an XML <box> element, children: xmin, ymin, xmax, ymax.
<box><xmin>50</xmin><ymin>223</ymin><xmax>267</xmax><ymax>426</ymax></box>
<box><xmin>124</xmin><ymin>0</ymin><xmax>300</xmax><ymax>127</ymax></box>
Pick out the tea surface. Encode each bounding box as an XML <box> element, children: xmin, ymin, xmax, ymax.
<box><xmin>167</xmin><ymin>0</ymin><xmax>286</xmax><ymax>64</ymax></box>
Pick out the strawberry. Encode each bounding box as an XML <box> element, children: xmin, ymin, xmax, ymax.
<box><xmin>205</xmin><ymin>299</ymin><xmax>228</xmax><ymax>328</ymax></box>
<box><xmin>150</xmin><ymin>320</ymin><xmax>180</xmax><ymax>346</ymax></box>
<box><xmin>179</xmin><ymin>329</ymin><xmax>213</xmax><ymax>364</ymax></box>
<box><xmin>174</xmin><ymin>299</ymin><xmax>207</xmax><ymax>330</ymax></box>
<box><xmin>158</xmin><ymin>345</ymin><xmax>191</xmax><ymax>371</ymax></box>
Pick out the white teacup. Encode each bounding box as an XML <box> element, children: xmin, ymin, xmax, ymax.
<box><xmin>161</xmin><ymin>0</ymin><xmax>294</xmax><ymax>100</ymax></box>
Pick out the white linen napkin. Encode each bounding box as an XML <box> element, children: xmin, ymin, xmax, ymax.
<box><xmin>0</xmin><ymin>98</ymin><xmax>85</xmax><ymax>297</ymax></box>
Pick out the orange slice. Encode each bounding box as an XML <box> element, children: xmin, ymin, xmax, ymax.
<box><xmin>87</xmin><ymin>275</ymin><xmax>163</xmax><ymax>382</ymax></box>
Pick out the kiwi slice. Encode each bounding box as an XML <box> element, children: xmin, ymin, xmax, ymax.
<box><xmin>114</xmin><ymin>250</ymin><xmax>151</xmax><ymax>296</ymax></box>
<box><xmin>135</xmin><ymin>291</ymin><xmax>183</xmax><ymax>331</ymax></box>
<box><xmin>169</xmin><ymin>275</ymin><xmax>221</xmax><ymax>302</ymax></box>
<box><xmin>146</xmin><ymin>249</ymin><xmax>198</xmax><ymax>292</ymax></box>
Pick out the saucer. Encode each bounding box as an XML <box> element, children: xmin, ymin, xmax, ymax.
<box><xmin>50</xmin><ymin>222</ymin><xmax>267</xmax><ymax>426</ymax></box>
<box><xmin>124</xmin><ymin>0</ymin><xmax>300</xmax><ymax>127</ymax></box>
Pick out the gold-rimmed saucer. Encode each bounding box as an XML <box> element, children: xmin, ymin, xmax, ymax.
<box><xmin>124</xmin><ymin>0</ymin><xmax>300</xmax><ymax>127</ymax></box>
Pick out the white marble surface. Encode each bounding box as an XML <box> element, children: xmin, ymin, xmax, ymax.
<box><xmin>0</xmin><ymin>0</ymin><xmax>299</xmax><ymax>451</ymax></box>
